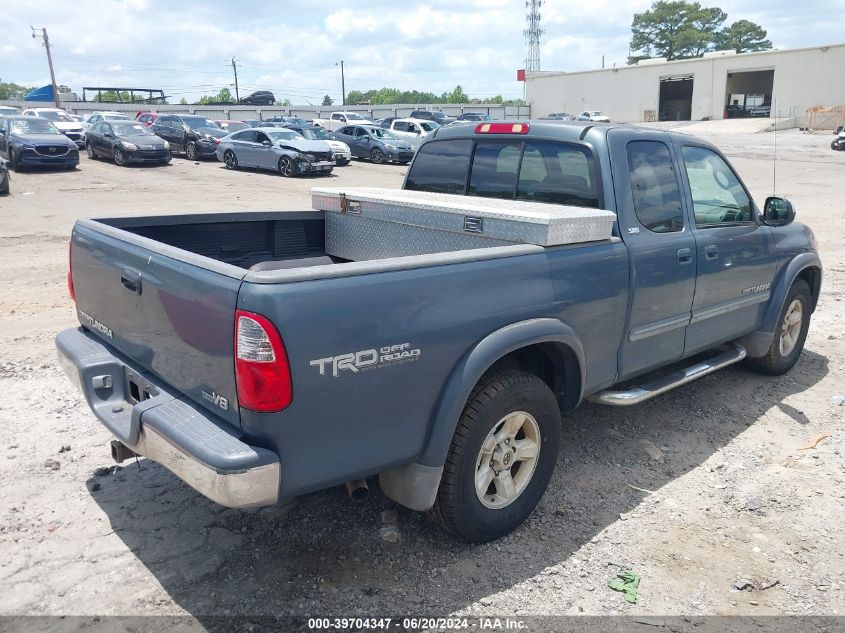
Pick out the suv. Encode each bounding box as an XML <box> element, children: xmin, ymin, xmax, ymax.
<box><xmin>20</xmin><ymin>107</ymin><xmax>85</xmax><ymax>148</ymax></box>
<box><xmin>410</xmin><ymin>110</ymin><xmax>453</xmax><ymax>125</ymax></box>
<box><xmin>240</xmin><ymin>91</ymin><xmax>276</xmax><ymax>105</ymax></box>
<box><xmin>149</xmin><ymin>114</ymin><xmax>227</xmax><ymax>160</ymax></box>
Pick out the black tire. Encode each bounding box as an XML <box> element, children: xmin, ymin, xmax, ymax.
<box><xmin>9</xmin><ymin>148</ymin><xmax>21</xmax><ymax>172</ymax></box>
<box><xmin>267</xmin><ymin>98</ymin><xmax>275</xmax><ymax>105</ymax></box>
<box><xmin>86</xmin><ymin>143</ymin><xmax>97</xmax><ymax>160</ymax></box>
<box><xmin>223</xmin><ymin>150</ymin><xmax>238</xmax><ymax>170</ymax></box>
<box><xmin>278</xmin><ymin>156</ymin><xmax>295</xmax><ymax>177</ymax></box>
<box><xmin>0</xmin><ymin>174</ymin><xmax>9</xmax><ymax>195</ymax></box>
<box><xmin>370</xmin><ymin>148</ymin><xmax>385</xmax><ymax>164</ymax></box>
<box><xmin>744</xmin><ymin>280</ymin><xmax>812</xmax><ymax>376</ymax></box>
<box><xmin>430</xmin><ymin>370</ymin><xmax>561</xmax><ymax>542</ymax></box>
<box><xmin>113</xmin><ymin>148</ymin><xmax>127</xmax><ymax>166</ymax></box>
<box><xmin>186</xmin><ymin>141</ymin><xmax>198</xmax><ymax>161</ymax></box>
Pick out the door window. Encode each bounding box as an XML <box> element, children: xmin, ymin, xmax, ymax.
<box><xmin>255</xmin><ymin>132</ymin><xmax>271</xmax><ymax>145</ymax></box>
<box><xmin>681</xmin><ymin>146</ymin><xmax>753</xmax><ymax>226</ymax></box>
<box><xmin>626</xmin><ymin>140</ymin><xmax>685</xmax><ymax>233</ymax></box>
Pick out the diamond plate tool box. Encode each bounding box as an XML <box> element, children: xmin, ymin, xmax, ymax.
<box><xmin>311</xmin><ymin>187</ymin><xmax>617</xmax><ymax>261</ymax></box>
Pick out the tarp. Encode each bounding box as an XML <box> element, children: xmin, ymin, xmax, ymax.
<box><xmin>24</xmin><ymin>85</ymin><xmax>55</xmax><ymax>102</ymax></box>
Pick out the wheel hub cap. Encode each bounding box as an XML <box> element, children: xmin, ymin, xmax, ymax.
<box><xmin>475</xmin><ymin>411</ymin><xmax>541</xmax><ymax>509</ymax></box>
<box><xmin>779</xmin><ymin>299</ymin><xmax>803</xmax><ymax>356</ymax></box>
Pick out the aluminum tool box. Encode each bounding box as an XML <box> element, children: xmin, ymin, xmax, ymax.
<box><xmin>311</xmin><ymin>187</ymin><xmax>617</xmax><ymax>262</ymax></box>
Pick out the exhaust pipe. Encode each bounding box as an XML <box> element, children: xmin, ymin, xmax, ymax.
<box><xmin>110</xmin><ymin>440</ymin><xmax>137</xmax><ymax>464</ymax></box>
<box><xmin>345</xmin><ymin>479</ymin><xmax>369</xmax><ymax>502</ymax></box>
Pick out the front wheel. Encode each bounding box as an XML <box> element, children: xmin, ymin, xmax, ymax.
<box><xmin>223</xmin><ymin>150</ymin><xmax>238</xmax><ymax>169</ymax></box>
<box><xmin>430</xmin><ymin>370</ymin><xmax>561</xmax><ymax>542</ymax></box>
<box><xmin>86</xmin><ymin>143</ymin><xmax>97</xmax><ymax>160</ymax></box>
<box><xmin>744</xmin><ymin>280</ymin><xmax>811</xmax><ymax>375</ymax></box>
<box><xmin>370</xmin><ymin>148</ymin><xmax>385</xmax><ymax>164</ymax></box>
<box><xmin>9</xmin><ymin>148</ymin><xmax>21</xmax><ymax>172</ymax></box>
<box><xmin>278</xmin><ymin>156</ymin><xmax>295</xmax><ymax>177</ymax></box>
<box><xmin>186</xmin><ymin>141</ymin><xmax>198</xmax><ymax>161</ymax></box>
<box><xmin>113</xmin><ymin>148</ymin><xmax>127</xmax><ymax>166</ymax></box>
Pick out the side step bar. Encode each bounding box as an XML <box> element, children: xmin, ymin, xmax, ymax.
<box><xmin>587</xmin><ymin>343</ymin><xmax>747</xmax><ymax>406</ymax></box>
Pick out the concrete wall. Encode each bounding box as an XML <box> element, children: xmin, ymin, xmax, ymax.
<box><xmin>526</xmin><ymin>43</ymin><xmax>845</xmax><ymax>123</ymax></box>
<box><xmin>0</xmin><ymin>101</ymin><xmax>531</xmax><ymax>121</ymax></box>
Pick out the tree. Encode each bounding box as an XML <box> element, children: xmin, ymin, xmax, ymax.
<box><xmin>0</xmin><ymin>82</ymin><xmax>33</xmax><ymax>100</ymax></box>
<box><xmin>717</xmin><ymin>19</ymin><xmax>772</xmax><ymax>53</ymax></box>
<box><xmin>447</xmin><ymin>85</ymin><xmax>470</xmax><ymax>104</ymax></box>
<box><xmin>629</xmin><ymin>1</ymin><xmax>726</xmax><ymax>62</ymax></box>
<box><xmin>322</xmin><ymin>94</ymin><xmax>334</xmax><ymax>106</ymax></box>
<box><xmin>198</xmin><ymin>88</ymin><xmax>233</xmax><ymax>105</ymax></box>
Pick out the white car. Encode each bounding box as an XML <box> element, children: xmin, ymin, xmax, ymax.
<box><xmin>385</xmin><ymin>118</ymin><xmax>440</xmax><ymax>149</ymax></box>
<box><xmin>578</xmin><ymin>110</ymin><xmax>610</xmax><ymax>123</ymax></box>
<box><xmin>21</xmin><ymin>107</ymin><xmax>85</xmax><ymax>148</ymax></box>
<box><xmin>81</xmin><ymin>111</ymin><xmax>131</xmax><ymax>138</ymax></box>
<box><xmin>312</xmin><ymin>111</ymin><xmax>375</xmax><ymax>131</ymax></box>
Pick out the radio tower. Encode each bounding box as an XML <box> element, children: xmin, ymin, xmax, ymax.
<box><xmin>524</xmin><ymin>0</ymin><xmax>544</xmax><ymax>71</ymax></box>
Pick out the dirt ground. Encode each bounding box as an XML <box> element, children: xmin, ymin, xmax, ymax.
<box><xmin>0</xmin><ymin>130</ymin><xmax>843</xmax><ymax>625</ymax></box>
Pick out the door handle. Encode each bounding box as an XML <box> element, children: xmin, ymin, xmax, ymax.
<box><xmin>120</xmin><ymin>268</ymin><xmax>142</xmax><ymax>295</ymax></box>
<box><xmin>704</xmin><ymin>245</ymin><xmax>719</xmax><ymax>260</ymax></box>
<box><xmin>677</xmin><ymin>248</ymin><xmax>692</xmax><ymax>264</ymax></box>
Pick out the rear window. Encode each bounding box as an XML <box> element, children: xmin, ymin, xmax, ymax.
<box><xmin>407</xmin><ymin>139</ymin><xmax>600</xmax><ymax>207</ymax></box>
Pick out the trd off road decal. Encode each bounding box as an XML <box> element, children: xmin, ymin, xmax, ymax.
<box><xmin>310</xmin><ymin>343</ymin><xmax>421</xmax><ymax>378</ymax></box>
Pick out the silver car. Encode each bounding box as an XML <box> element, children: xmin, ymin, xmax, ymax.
<box><xmin>215</xmin><ymin>127</ymin><xmax>335</xmax><ymax>177</ymax></box>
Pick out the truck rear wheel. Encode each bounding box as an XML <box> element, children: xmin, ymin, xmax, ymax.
<box><xmin>744</xmin><ymin>280</ymin><xmax>811</xmax><ymax>376</ymax></box>
<box><xmin>430</xmin><ymin>370</ymin><xmax>560</xmax><ymax>542</ymax></box>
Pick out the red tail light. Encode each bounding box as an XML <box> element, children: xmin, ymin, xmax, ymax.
<box><xmin>234</xmin><ymin>309</ymin><xmax>292</xmax><ymax>412</ymax></box>
<box><xmin>475</xmin><ymin>122</ymin><xmax>529</xmax><ymax>134</ymax></box>
<box><xmin>67</xmin><ymin>240</ymin><xmax>76</xmax><ymax>302</ymax></box>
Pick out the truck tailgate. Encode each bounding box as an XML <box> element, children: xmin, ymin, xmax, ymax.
<box><xmin>71</xmin><ymin>222</ymin><xmax>244</xmax><ymax>428</ymax></box>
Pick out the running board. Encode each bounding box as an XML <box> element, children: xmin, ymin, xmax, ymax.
<box><xmin>587</xmin><ymin>344</ymin><xmax>747</xmax><ymax>406</ymax></box>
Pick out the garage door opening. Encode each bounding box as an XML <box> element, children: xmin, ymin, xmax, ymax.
<box><xmin>725</xmin><ymin>69</ymin><xmax>774</xmax><ymax>118</ymax></box>
<box><xmin>659</xmin><ymin>75</ymin><xmax>694</xmax><ymax>121</ymax></box>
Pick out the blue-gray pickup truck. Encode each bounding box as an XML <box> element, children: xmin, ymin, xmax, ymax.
<box><xmin>57</xmin><ymin>121</ymin><xmax>821</xmax><ymax>542</ymax></box>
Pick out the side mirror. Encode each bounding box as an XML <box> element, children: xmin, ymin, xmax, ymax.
<box><xmin>763</xmin><ymin>196</ymin><xmax>795</xmax><ymax>226</ymax></box>
<box><xmin>104</xmin><ymin>133</ymin><xmax>113</xmax><ymax>138</ymax></box>
<box><xmin>261</xmin><ymin>140</ymin><xmax>272</xmax><ymax>147</ymax></box>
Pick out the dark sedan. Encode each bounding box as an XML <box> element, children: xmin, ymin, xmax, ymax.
<box><xmin>86</xmin><ymin>120</ymin><xmax>171</xmax><ymax>166</ymax></box>
<box><xmin>149</xmin><ymin>114</ymin><xmax>226</xmax><ymax>160</ymax></box>
<box><xmin>0</xmin><ymin>116</ymin><xmax>79</xmax><ymax>171</ymax></box>
<box><xmin>334</xmin><ymin>125</ymin><xmax>414</xmax><ymax>164</ymax></box>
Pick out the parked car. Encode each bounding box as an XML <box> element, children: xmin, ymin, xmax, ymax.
<box><xmin>541</xmin><ymin>112</ymin><xmax>575</xmax><ymax>121</ymax></box>
<box><xmin>282</xmin><ymin>123</ymin><xmax>352</xmax><ymax>165</ymax></box>
<box><xmin>216</xmin><ymin>127</ymin><xmax>334</xmax><ymax>177</ymax></box>
<box><xmin>0</xmin><ymin>116</ymin><xmax>80</xmax><ymax>171</ymax></box>
<box><xmin>85</xmin><ymin>120</ymin><xmax>171</xmax><ymax>166</ymax></box>
<box><xmin>578</xmin><ymin>111</ymin><xmax>610</xmax><ymax>123</ymax></box>
<box><xmin>20</xmin><ymin>107</ymin><xmax>85</xmax><ymax>148</ymax></box>
<box><xmin>149</xmin><ymin>114</ymin><xmax>226</xmax><ymax>160</ymax></box>
<box><xmin>135</xmin><ymin>112</ymin><xmax>159</xmax><ymax>127</ymax></box>
<box><xmin>385</xmin><ymin>118</ymin><xmax>440</xmax><ymax>149</ymax></box>
<box><xmin>334</xmin><ymin>125</ymin><xmax>414</xmax><ymax>164</ymax></box>
<box><xmin>81</xmin><ymin>111</ymin><xmax>131</xmax><ymax>139</ymax></box>
<box><xmin>456</xmin><ymin>112</ymin><xmax>490</xmax><ymax>121</ymax></box>
<box><xmin>215</xmin><ymin>120</ymin><xmax>250</xmax><ymax>133</ymax></box>
<box><xmin>749</xmin><ymin>104</ymin><xmax>771</xmax><ymax>118</ymax></box>
<box><xmin>724</xmin><ymin>104</ymin><xmax>748</xmax><ymax>119</ymax></box>
<box><xmin>0</xmin><ymin>106</ymin><xmax>20</xmax><ymax>116</ymax></box>
<box><xmin>377</xmin><ymin>117</ymin><xmax>399</xmax><ymax>129</ymax></box>
<box><xmin>57</xmin><ymin>122</ymin><xmax>820</xmax><ymax>542</ymax></box>
<box><xmin>240</xmin><ymin>90</ymin><xmax>275</xmax><ymax>105</ymax></box>
<box><xmin>267</xmin><ymin>116</ymin><xmax>309</xmax><ymax>126</ymax></box>
<box><xmin>410</xmin><ymin>110</ymin><xmax>453</xmax><ymax>125</ymax></box>
<box><xmin>242</xmin><ymin>119</ymin><xmax>287</xmax><ymax>129</ymax></box>
<box><xmin>312</xmin><ymin>111</ymin><xmax>375</xmax><ymax>131</ymax></box>
<box><xmin>831</xmin><ymin>128</ymin><xmax>845</xmax><ymax>151</ymax></box>
<box><xmin>0</xmin><ymin>157</ymin><xmax>9</xmax><ymax>194</ymax></box>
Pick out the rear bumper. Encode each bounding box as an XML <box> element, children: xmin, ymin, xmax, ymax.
<box><xmin>55</xmin><ymin>327</ymin><xmax>280</xmax><ymax>508</ymax></box>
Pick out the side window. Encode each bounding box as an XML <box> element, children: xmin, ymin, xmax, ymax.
<box><xmin>332</xmin><ymin>114</ymin><xmax>342</xmax><ymax>121</ymax></box>
<box><xmin>104</xmin><ymin>124</ymin><xmax>114</xmax><ymax>136</ymax></box>
<box><xmin>255</xmin><ymin>132</ymin><xmax>270</xmax><ymax>144</ymax></box>
<box><xmin>516</xmin><ymin>141</ymin><xmax>600</xmax><ymax>208</ymax></box>
<box><xmin>468</xmin><ymin>142</ymin><xmax>521</xmax><ymax>199</ymax></box>
<box><xmin>393</xmin><ymin>122</ymin><xmax>408</xmax><ymax>132</ymax></box>
<box><xmin>92</xmin><ymin>122</ymin><xmax>103</xmax><ymax>133</ymax></box>
<box><xmin>626</xmin><ymin>140</ymin><xmax>685</xmax><ymax>233</ymax></box>
<box><xmin>681</xmin><ymin>146</ymin><xmax>753</xmax><ymax>226</ymax></box>
<box><xmin>408</xmin><ymin>123</ymin><xmax>419</xmax><ymax>133</ymax></box>
<box><xmin>405</xmin><ymin>139</ymin><xmax>473</xmax><ymax>195</ymax></box>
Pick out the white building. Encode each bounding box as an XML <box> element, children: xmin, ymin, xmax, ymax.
<box><xmin>526</xmin><ymin>43</ymin><xmax>845</xmax><ymax>125</ymax></box>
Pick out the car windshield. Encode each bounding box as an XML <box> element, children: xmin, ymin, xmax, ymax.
<box><xmin>112</xmin><ymin>123</ymin><xmax>154</xmax><ymax>136</ymax></box>
<box><xmin>11</xmin><ymin>118</ymin><xmax>61</xmax><ymax>134</ymax></box>
<box><xmin>299</xmin><ymin>127</ymin><xmax>332</xmax><ymax>140</ymax></box>
<box><xmin>268</xmin><ymin>130</ymin><xmax>302</xmax><ymax>142</ymax></box>
<box><xmin>369</xmin><ymin>127</ymin><xmax>398</xmax><ymax>140</ymax></box>
<box><xmin>590</xmin><ymin>111</ymin><xmax>602</xmax><ymax>116</ymax></box>
<box><xmin>182</xmin><ymin>116</ymin><xmax>218</xmax><ymax>129</ymax></box>
<box><xmin>37</xmin><ymin>111</ymin><xmax>75</xmax><ymax>123</ymax></box>
<box><xmin>344</xmin><ymin>113</ymin><xmax>366</xmax><ymax>120</ymax></box>
<box><xmin>420</xmin><ymin>121</ymin><xmax>439</xmax><ymax>132</ymax></box>
<box><xmin>220</xmin><ymin>121</ymin><xmax>249</xmax><ymax>131</ymax></box>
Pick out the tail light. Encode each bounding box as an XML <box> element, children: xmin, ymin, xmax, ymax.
<box><xmin>475</xmin><ymin>122</ymin><xmax>529</xmax><ymax>134</ymax></box>
<box><xmin>234</xmin><ymin>309</ymin><xmax>292</xmax><ymax>412</ymax></box>
<box><xmin>214</xmin><ymin>138</ymin><xmax>221</xmax><ymax>145</ymax></box>
<box><xmin>67</xmin><ymin>240</ymin><xmax>76</xmax><ymax>302</ymax></box>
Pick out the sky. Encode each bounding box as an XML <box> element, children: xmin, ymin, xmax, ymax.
<box><xmin>2</xmin><ymin>0</ymin><xmax>843</xmax><ymax>104</ymax></box>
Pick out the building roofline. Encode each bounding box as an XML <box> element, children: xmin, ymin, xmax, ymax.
<box><xmin>526</xmin><ymin>42</ymin><xmax>845</xmax><ymax>80</ymax></box>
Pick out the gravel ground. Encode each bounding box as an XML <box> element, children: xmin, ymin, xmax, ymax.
<box><xmin>0</xmin><ymin>130</ymin><xmax>843</xmax><ymax>624</ymax></box>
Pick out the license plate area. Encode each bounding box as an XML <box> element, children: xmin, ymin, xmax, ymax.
<box><xmin>124</xmin><ymin>368</ymin><xmax>159</xmax><ymax>405</ymax></box>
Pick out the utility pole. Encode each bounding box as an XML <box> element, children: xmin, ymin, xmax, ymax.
<box><xmin>523</xmin><ymin>1</ymin><xmax>544</xmax><ymax>72</ymax></box>
<box><xmin>231</xmin><ymin>57</ymin><xmax>240</xmax><ymax>103</ymax></box>
<box><xmin>31</xmin><ymin>27</ymin><xmax>60</xmax><ymax>108</ymax></box>
<box><xmin>337</xmin><ymin>60</ymin><xmax>346</xmax><ymax>106</ymax></box>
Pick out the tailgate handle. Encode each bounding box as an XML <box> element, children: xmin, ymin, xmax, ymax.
<box><xmin>120</xmin><ymin>268</ymin><xmax>142</xmax><ymax>295</ymax></box>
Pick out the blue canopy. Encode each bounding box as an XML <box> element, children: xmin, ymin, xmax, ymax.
<box><xmin>25</xmin><ymin>85</ymin><xmax>55</xmax><ymax>102</ymax></box>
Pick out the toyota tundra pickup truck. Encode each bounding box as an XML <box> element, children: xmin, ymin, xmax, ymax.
<box><xmin>56</xmin><ymin>121</ymin><xmax>821</xmax><ymax>542</ymax></box>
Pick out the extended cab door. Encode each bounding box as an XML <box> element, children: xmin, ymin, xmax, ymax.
<box><xmin>672</xmin><ymin>141</ymin><xmax>778</xmax><ymax>355</ymax></box>
<box><xmin>608</xmin><ymin>128</ymin><xmax>697</xmax><ymax>379</ymax></box>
